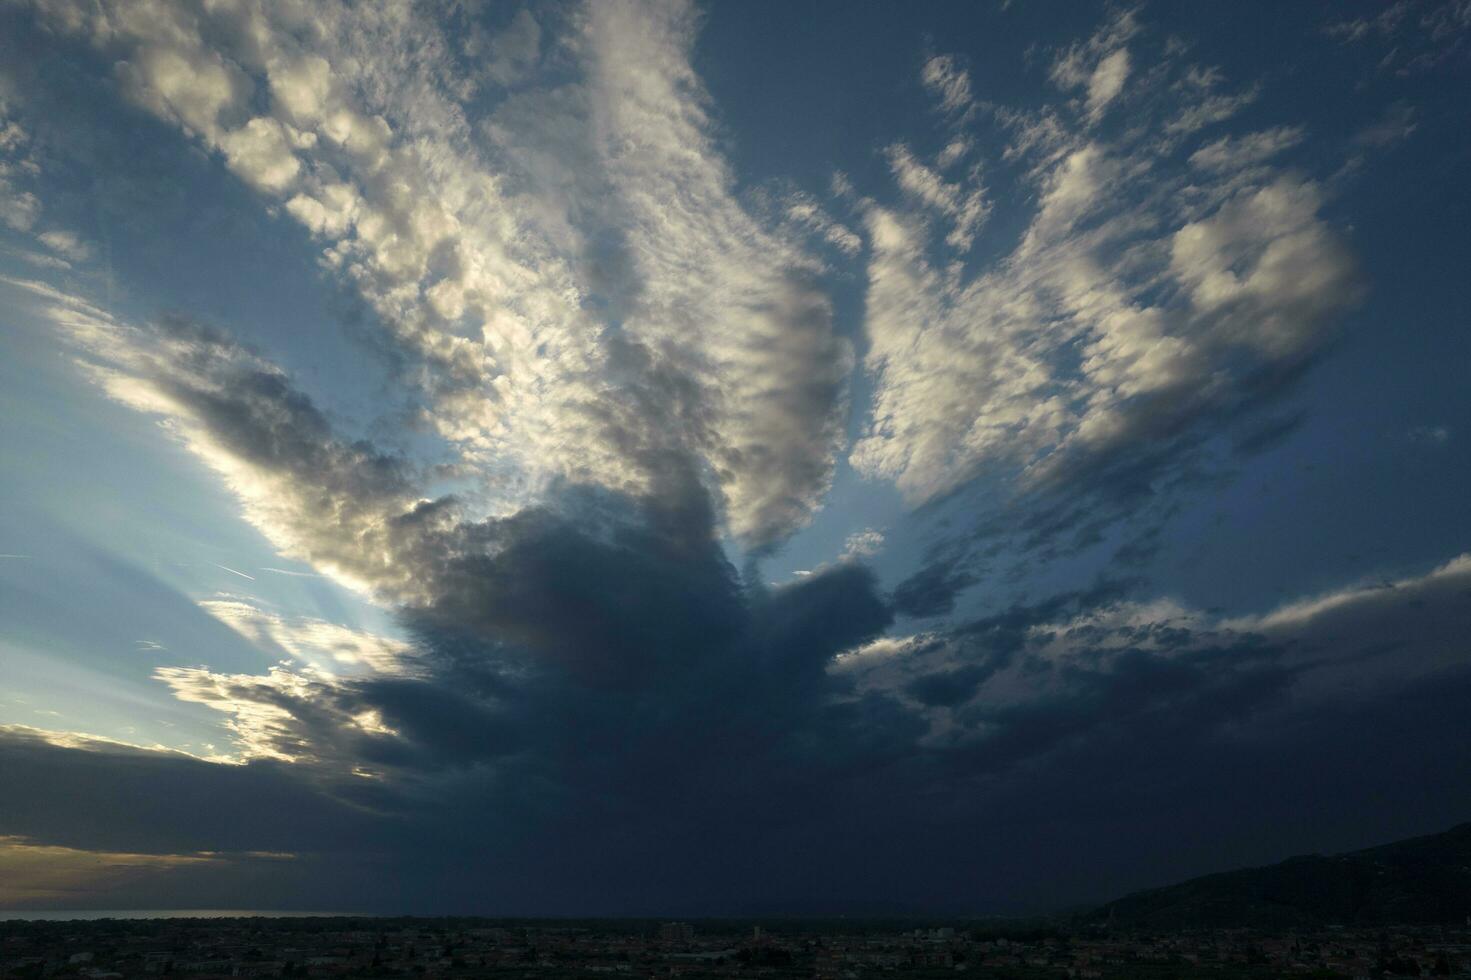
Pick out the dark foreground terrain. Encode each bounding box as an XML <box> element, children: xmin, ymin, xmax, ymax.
<box><xmin>2</xmin><ymin>916</ymin><xmax>1470</xmax><ymax>980</ymax></box>
<box><xmin>5</xmin><ymin>823</ymin><xmax>1469</xmax><ymax>979</ymax></box>
<box><xmin>1090</xmin><ymin>823</ymin><xmax>1471</xmax><ymax>930</ymax></box>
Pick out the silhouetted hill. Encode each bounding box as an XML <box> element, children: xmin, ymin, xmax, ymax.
<box><xmin>1086</xmin><ymin>823</ymin><xmax>1471</xmax><ymax>928</ymax></box>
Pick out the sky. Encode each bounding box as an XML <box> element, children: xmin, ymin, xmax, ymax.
<box><xmin>0</xmin><ymin>0</ymin><xmax>1469</xmax><ymax>915</ymax></box>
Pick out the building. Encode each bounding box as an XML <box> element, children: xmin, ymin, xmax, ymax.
<box><xmin>659</xmin><ymin>922</ymin><xmax>694</xmax><ymax>943</ymax></box>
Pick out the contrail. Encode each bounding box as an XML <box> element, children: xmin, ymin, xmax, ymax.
<box><xmin>211</xmin><ymin>562</ymin><xmax>257</xmax><ymax>581</ymax></box>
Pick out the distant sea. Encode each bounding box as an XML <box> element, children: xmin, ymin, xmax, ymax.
<box><xmin>0</xmin><ymin>910</ymin><xmax>374</xmax><ymax>922</ymax></box>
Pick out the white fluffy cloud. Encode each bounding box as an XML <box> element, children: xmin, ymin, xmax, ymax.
<box><xmin>19</xmin><ymin>0</ymin><xmax>1351</xmax><ymax>548</ymax></box>
<box><xmin>1049</xmin><ymin>8</ymin><xmax>1139</xmax><ymax>125</ymax></box>
<box><xmin>24</xmin><ymin>0</ymin><xmax>849</xmax><ymax>548</ymax></box>
<box><xmin>1189</xmin><ymin>126</ymin><xmax>1304</xmax><ymax>172</ymax></box>
<box><xmin>37</xmin><ymin>229</ymin><xmax>90</xmax><ymax>261</ymax></box>
<box><xmin>841</xmin><ymin>528</ymin><xmax>886</xmax><ymax>560</ymax></box>
<box><xmin>551</xmin><ymin>0</ymin><xmax>853</xmax><ymax>545</ymax></box>
<box><xmin>201</xmin><ymin>600</ymin><xmax>414</xmax><ymax>676</ymax></box>
<box><xmin>884</xmin><ymin>143</ymin><xmax>989</xmax><ymax>253</ymax></box>
<box><xmin>216</xmin><ymin>117</ymin><xmax>301</xmax><ymax>193</ymax></box>
<box><xmin>850</xmin><ymin>22</ymin><xmax>1357</xmax><ymax>506</ymax></box>
<box><xmin>920</xmin><ymin>54</ymin><xmax>974</xmax><ymax>115</ymax></box>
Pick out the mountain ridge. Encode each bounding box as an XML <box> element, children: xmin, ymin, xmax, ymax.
<box><xmin>1084</xmin><ymin>822</ymin><xmax>1471</xmax><ymax>928</ymax></box>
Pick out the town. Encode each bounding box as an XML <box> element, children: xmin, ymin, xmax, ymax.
<box><xmin>2</xmin><ymin>917</ymin><xmax>1469</xmax><ymax>979</ymax></box>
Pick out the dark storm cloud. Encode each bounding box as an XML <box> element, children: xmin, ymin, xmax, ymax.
<box><xmin>10</xmin><ymin>192</ymin><xmax>1467</xmax><ymax>914</ymax></box>
<box><xmin>0</xmin><ymin>727</ymin><xmax>386</xmax><ymax>858</ymax></box>
<box><xmin>3</xmin><ymin>0</ymin><xmax>1469</xmax><ymax>921</ymax></box>
<box><xmin>891</xmin><ymin>554</ymin><xmax>978</xmax><ymax>619</ymax></box>
<box><xmin>5</xmin><ymin>301</ymin><xmax>909</xmax><ymax>909</ymax></box>
<box><xmin>6</xmin><ymin>514</ymin><xmax>1471</xmax><ymax>914</ymax></box>
<box><xmin>17</xmin><ymin>307</ymin><xmax>903</xmax><ymax>844</ymax></box>
<box><xmin>408</xmin><ymin>478</ymin><xmax>744</xmax><ymax>687</ymax></box>
<box><xmin>945</xmin><ymin>640</ymin><xmax>1295</xmax><ymax>775</ymax></box>
<box><xmin>906</xmin><ymin>664</ymin><xmax>995</xmax><ymax>708</ymax></box>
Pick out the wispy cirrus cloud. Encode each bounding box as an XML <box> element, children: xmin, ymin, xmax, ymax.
<box><xmin>1327</xmin><ymin>0</ymin><xmax>1471</xmax><ymax>75</ymax></box>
